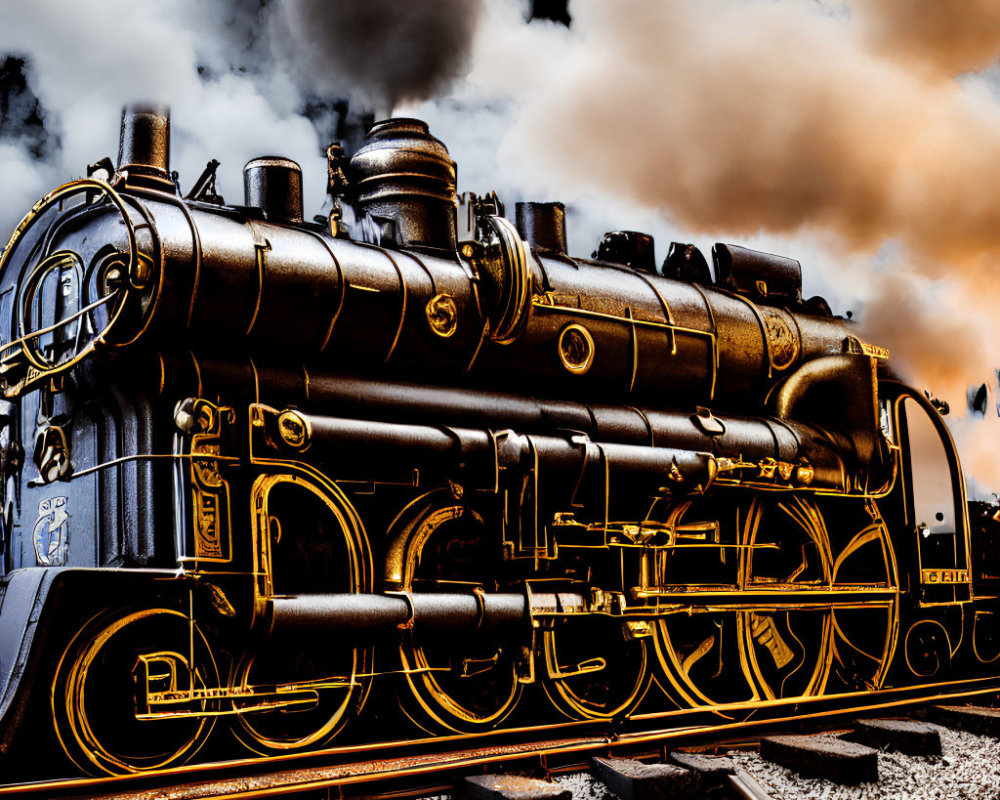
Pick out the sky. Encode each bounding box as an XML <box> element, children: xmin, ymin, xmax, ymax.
<box><xmin>2</xmin><ymin>0</ymin><xmax>1000</xmax><ymax>493</ymax></box>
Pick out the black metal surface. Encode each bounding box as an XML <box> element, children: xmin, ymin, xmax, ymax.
<box><xmin>349</xmin><ymin>118</ymin><xmax>458</xmax><ymax>249</ymax></box>
<box><xmin>117</xmin><ymin>104</ymin><xmax>173</xmax><ymax>191</ymax></box>
<box><xmin>595</xmin><ymin>230</ymin><xmax>656</xmax><ymax>273</ymax></box>
<box><xmin>661</xmin><ymin>242</ymin><xmax>712</xmax><ymax>285</ymax></box>
<box><xmin>516</xmin><ymin>202</ymin><xmax>568</xmax><ymax>255</ymax></box>
<box><xmin>713</xmin><ymin>243</ymin><xmax>802</xmax><ymax>304</ymax></box>
<box><xmin>243</xmin><ymin>156</ymin><xmax>304</xmax><ymax>223</ymax></box>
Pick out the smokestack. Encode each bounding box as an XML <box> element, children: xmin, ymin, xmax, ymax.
<box><xmin>117</xmin><ymin>104</ymin><xmax>174</xmax><ymax>191</ymax></box>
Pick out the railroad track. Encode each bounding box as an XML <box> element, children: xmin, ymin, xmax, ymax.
<box><xmin>1</xmin><ymin>677</ymin><xmax>998</xmax><ymax>800</ymax></box>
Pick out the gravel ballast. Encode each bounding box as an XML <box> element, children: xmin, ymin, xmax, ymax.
<box><xmin>419</xmin><ymin>721</ymin><xmax>1000</xmax><ymax>800</ymax></box>
<box><xmin>725</xmin><ymin>723</ymin><xmax>1000</xmax><ymax>799</ymax></box>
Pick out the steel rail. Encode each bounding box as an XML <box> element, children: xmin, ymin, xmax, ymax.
<box><xmin>4</xmin><ymin>676</ymin><xmax>998</xmax><ymax>800</ymax></box>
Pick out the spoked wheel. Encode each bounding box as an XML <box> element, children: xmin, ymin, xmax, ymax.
<box><xmin>52</xmin><ymin>607</ymin><xmax>219</xmax><ymax>776</ymax></box>
<box><xmin>904</xmin><ymin>621</ymin><xmax>951</xmax><ymax>679</ymax></box>
<box><xmin>233</xmin><ymin>474</ymin><xmax>374</xmax><ymax>754</ymax></box>
<box><xmin>231</xmin><ymin>638</ymin><xmax>373</xmax><ymax>754</ymax></box>
<box><xmin>395</xmin><ymin>493</ymin><xmax>524</xmax><ymax>733</ymax></box>
<box><xmin>737</xmin><ymin>496</ymin><xmax>835</xmax><ymax>701</ymax></box>
<box><xmin>654</xmin><ymin>494</ymin><xmax>897</xmax><ymax>709</ymax></box>
<box><xmin>400</xmin><ymin>626</ymin><xmax>524</xmax><ymax>732</ymax></box>
<box><xmin>827</xmin><ymin>499</ymin><xmax>899</xmax><ymax>690</ymax></box>
<box><xmin>652</xmin><ymin>498</ymin><xmax>762</xmax><ymax>709</ymax></box>
<box><xmin>541</xmin><ymin>615</ymin><xmax>650</xmax><ymax>721</ymax></box>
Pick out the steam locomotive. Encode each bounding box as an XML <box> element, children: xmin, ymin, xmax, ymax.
<box><xmin>0</xmin><ymin>105</ymin><xmax>994</xmax><ymax>777</ymax></box>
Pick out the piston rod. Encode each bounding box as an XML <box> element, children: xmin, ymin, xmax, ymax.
<box><xmin>270</xmin><ymin>591</ymin><xmax>589</xmax><ymax>631</ymax></box>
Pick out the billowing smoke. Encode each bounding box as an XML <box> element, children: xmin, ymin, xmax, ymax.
<box><xmin>274</xmin><ymin>0</ymin><xmax>484</xmax><ymax>115</ymax></box>
<box><xmin>458</xmin><ymin>3</ymin><xmax>1000</xmax><ymax>379</ymax></box>
<box><xmin>471</xmin><ymin>2</ymin><xmax>1000</xmax><ymax>274</ymax></box>
<box><xmin>0</xmin><ymin>56</ymin><xmax>60</xmax><ymax>229</ymax></box>
<box><xmin>0</xmin><ymin>57</ymin><xmax>58</xmax><ymax>160</ymax></box>
<box><xmin>853</xmin><ymin>0</ymin><xmax>1000</xmax><ymax>77</ymax></box>
<box><xmin>0</xmin><ymin>0</ymin><xmax>328</xmax><ymax>234</ymax></box>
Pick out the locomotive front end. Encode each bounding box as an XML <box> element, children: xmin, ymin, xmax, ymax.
<box><xmin>0</xmin><ymin>181</ymin><xmax>158</xmax><ymax>400</ymax></box>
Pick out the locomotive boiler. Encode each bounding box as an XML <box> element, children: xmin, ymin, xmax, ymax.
<box><xmin>0</xmin><ymin>105</ymin><xmax>993</xmax><ymax>777</ymax></box>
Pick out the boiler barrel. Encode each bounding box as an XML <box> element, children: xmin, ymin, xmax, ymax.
<box><xmin>111</xmin><ymin>197</ymin><xmax>855</xmax><ymax>409</ymax></box>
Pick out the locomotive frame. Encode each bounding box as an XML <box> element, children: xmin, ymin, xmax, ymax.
<box><xmin>0</xmin><ymin>106</ymin><xmax>993</xmax><ymax>778</ymax></box>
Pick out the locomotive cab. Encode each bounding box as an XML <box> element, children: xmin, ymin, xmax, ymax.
<box><xmin>875</xmin><ymin>381</ymin><xmax>1000</xmax><ymax>676</ymax></box>
<box><xmin>879</xmin><ymin>385</ymin><xmax>972</xmax><ymax>603</ymax></box>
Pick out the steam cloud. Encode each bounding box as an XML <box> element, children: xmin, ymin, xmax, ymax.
<box><xmin>4</xmin><ymin>0</ymin><xmax>1000</xmax><ymax>492</ymax></box>
<box><xmin>854</xmin><ymin>0</ymin><xmax>1000</xmax><ymax>77</ymax></box>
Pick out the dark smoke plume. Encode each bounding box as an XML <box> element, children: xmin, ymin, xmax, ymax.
<box><xmin>276</xmin><ymin>0</ymin><xmax>484</xmax><ymax>114</ymax></box>
<box><xmin>0</xmin><ymin>56</ymin><xmax>58</xmax><ymax>160</ymax></box>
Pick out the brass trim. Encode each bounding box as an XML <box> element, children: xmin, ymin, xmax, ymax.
<box><xmin>921</xmin><ymin>569</ymin><xmax>969</xmax><ymax>585</ymax></box>
<box><xmin>557</xmin><ymin>324</ymin><xmax>596</xmax><ymax>375</ymax></box>
<box><xmin>426</xmin><ymin>293</ymin><xmax>458</xmax><ymax>338</ymax></box>
<box><xmin>277</xmin><ymin>409</ymin><xmax>312</xmax><ymax>450</ymax></box>
<box><xmin>0</xmin><ymin>180</ymin><xmax>142</xmax><ymax>397</ymax></box>
<box><xmin>860</xmin><ymin>342</ymin><xmax>890</xmax><ymax>360</ymax></box>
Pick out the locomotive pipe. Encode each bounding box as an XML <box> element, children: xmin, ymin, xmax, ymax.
<box><xmin>270</xmin><ymin>586</ymin><xmax>904</xmax><ymax>633</ymax></box>
<box><xmin>117</xmin><ymin>104</ymin><xmax>174</xmax><ymax>191</ymax></box>
<box><xmin>208</xmin><ymin>361</ymin><xmax>849</xmax><ymax>484</ymax></box>
<box><xmin>278</xmin><ymin>412</ymin><xmax>718</xmax><ymax>494</ymax></box>
<box><xmin>261</xmin><ymin>404</ymin><xmax>853</xmax><ymax>493</ymax></box>
<box><xmin>269</xmin><ymin>591</ymin><xmax>584</xmax><ymax>631</ymax></box>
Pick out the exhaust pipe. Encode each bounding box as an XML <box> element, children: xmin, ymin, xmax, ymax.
<box><xmin>117</xmin><ymin>103</ymin><xmax>175</xmax><ymax>191</ymax></box>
